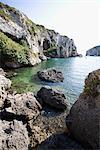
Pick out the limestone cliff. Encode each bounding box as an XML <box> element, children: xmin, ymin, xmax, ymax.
<box><xmin>86</xmin><ymin>46</ymin><xmax>100</xmax><ymax>56</ymax></box>
<box><xmin>0</xmin><ymin>2</ymin><xmax>78</xmax><ymax>68</ymax></box>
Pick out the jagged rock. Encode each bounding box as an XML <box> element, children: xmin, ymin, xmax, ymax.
<box><xmin>86</xmin><ymin>46</ymin><xmax>100</xmax><ymax>56</ymax></box>
<box><xmin>37</xmin><ymin>68</ymin><xmax>64</xmax><ymax>83</ymax></box>
<box><xmin>37</xmin><ymin>86</ymin><xmax>68</xmax><ymax>110</ymax></box>
<box><xmin>0</xmin><ymin>120</ymin><xmax>29</xmax><ymax>150</ymax></box>
<box><xmin>4</xmin><ymin>92</ymin><xmax>42</xmax><ymax>121</ymax></box>
<box><xmin>66</xmin><ymin>69</ymin><xmax>100</xmax><ymax>149</ymax></box>
<box><xmin>0</xmin><ymin>2</ymin><xmax>78</xmax><ymax>68</ymax></box>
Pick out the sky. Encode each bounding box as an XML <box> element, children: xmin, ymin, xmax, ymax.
<box><xmin>0</xmin><ymin>0</ymin><xmax>99</xmax><ymax>54</ymax></box>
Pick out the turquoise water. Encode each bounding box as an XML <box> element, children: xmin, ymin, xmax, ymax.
<box><xmin>11</xmin><ymin>56</ymin><xmax>100</xmax><ymax>104</ymax></box>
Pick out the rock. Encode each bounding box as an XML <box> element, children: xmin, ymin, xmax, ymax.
<box><xmin>30</xmin><ymin>125</ymin><xmax>48</xmax><ymax>148</ymax></box>
<box><xmin>37</xmin><ymin>68</ymin><xmax>64</xmax><ymax>82</ymax></box>
<box><xmin>0</xmin><ymin>120</ymin><xmax>29</xmax><ymax>150</ymax></box>
<box><xmin>3</xmin><ymin>92</ymin><xmax>42</xmax><ymax>121</ymax></box>
<box><xmin>37</xmin><ymin>133</ymin><xmax>84</xmax><ymax>150</ymax></box>
<box><xmin>37</xmin><ymin>86</ymin><xmax>68</xmax><ymax>110</ymax></box>
<box><xmin>66</xmin><ymin>69</ymin><xmax>100</xmax><ymax>149</ymax></box>
<box><xmin>0</xmin><ymin>71</ymin><xmax>11</xmax><ymax>110</ymax></box>
<box><xmin>86</xmin><ymin>45</ymin><xmax>100</xmax><ymax>56</ymax></box>
<box><xmin>39</xmin><ymin>54</ymin><xmax>47</xmax><ymax>61</ymax></box>
<box><xmin>0</xmin><ymin>75</ymin><xmax>11</xmax><ymax>90</ymax></box>
<box><xmin>0</xmin><ymin>68</ymin><xmax>6</xmax><ymax>76</ymax></box>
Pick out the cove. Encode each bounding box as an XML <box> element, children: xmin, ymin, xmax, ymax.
<box><xmin>11</xmin><ymin>56</ymin><xmax>100</xmax><ymax>104</ymax></box>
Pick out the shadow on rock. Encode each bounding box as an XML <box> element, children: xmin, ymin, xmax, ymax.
<box><xmin>36</xmin><ymin>132</ymin><xmax>85</xmax><ymax>150</ymax></box>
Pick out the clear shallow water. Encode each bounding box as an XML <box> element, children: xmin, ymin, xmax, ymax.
<box><xmin>11</xmin><ymin>56</ymin><xmax>100</xmax><ymax>104</ymax></box>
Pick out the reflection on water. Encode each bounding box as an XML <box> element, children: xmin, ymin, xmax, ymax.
<box><xmin>11</xmin><ymin>56</ymin><xmax>100</xmax><ymax>103</ymax></box>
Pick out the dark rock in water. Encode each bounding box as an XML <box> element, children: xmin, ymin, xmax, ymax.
<box><xmin>86</xmin><ymin>45</ymin><xmax>100</xmax><ymax>56</ymax></box>
<box><xmin>37</xmin><ymin>86</ymin><xmax>68</xmax><ymax>110</ymax></box>
<box><xmin>37</xmin><ymin>68</ymin><xmax>64</xmax><ymax>82</ymax></box>
<box><xmin>66</xmin><ymin>69</ymin><xmax>100</xmax><ymax>149</ymax></box>
<box><xmin>0</xmin><ymin>120</ymin><xmax>29</xmax><ymax>150</ymax></box>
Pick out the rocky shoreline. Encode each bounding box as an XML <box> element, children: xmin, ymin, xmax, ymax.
<box><xmin>0</xmin><ymin>68</ymin><xmax>82</xmax><ymax>149</ymax></box>
<box><xmin>0</xmin><ymin>67</ymin><xmax>100</xmax><ymax>149</ymax></box>
<box><xmin>0</xmin><ymin>69</ymin><xmax>68</xmax><ymax>150</ymax></box>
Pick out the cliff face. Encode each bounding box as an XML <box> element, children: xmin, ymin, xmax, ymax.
<box><xmin>86</xmin><ymin>46</ymin><xmax>100</xmax><ymax>56</ymax></box>
<box><xmin>0</xmin><ymin>2</ymin><xmax>78</xmax><ymax>68</ymax></box>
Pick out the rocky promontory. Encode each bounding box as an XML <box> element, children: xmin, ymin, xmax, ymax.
<box><xmin>86</xmin><ymin>46</ymin><xmax>100</xmax><ymax>56</ymax></box>
<box><xmin>0</xmin><ymin>2</ymin><xmax>78</xmax><ymax>68</ymax></box>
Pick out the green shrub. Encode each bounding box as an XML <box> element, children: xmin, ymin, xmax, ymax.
<box><xmin>0</xmin><ymin>32</ymin><xmax>29</xmax><ymax>65</ymax></box>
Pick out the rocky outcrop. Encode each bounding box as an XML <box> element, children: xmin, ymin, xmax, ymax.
<box><xmin>37</xmin><ymin>86</ymin><xmax>68</xmax><ymax>110</ymax></box>
<box><xmin>0</xmin><ymin>2</ymin><xmax>78</xmax><ymax>68</ymax></box>
<box><xmin>66</xmin><ymin>69</ymin><xmax>100</xmax><ymax>149</ymax></box>
<box><xmin>86</xmin><ymin>46</ymin><xmax>100</xmax><ymax>56</ymax></box>
<box><xmin>37</xmin><ymin>68</ymin><xmax>64</xmax><ymax>83</ymax></box>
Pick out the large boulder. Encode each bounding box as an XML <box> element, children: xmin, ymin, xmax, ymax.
<box><xmin>37</xmin><ymin>86</ymin><xmax>68</xmax><ymax>110</ymax></box>
<box><xmin>0</xmin><ymin>120</ymin><xmax>29</xmax><ymax>150</ymax></box>
<box><xmin>37</xmin><ymin>68</ymin><xmax>64</xmax><ymax>83</ymax></box>
<box><xmin>66</xmin><ymin>69</ymin><xmax>100</xmax><ymax>149</ymax></box>
<box><xmin>3</xmin><ymin>92</ymin><xmax>42</xmax><ymax>121</ymax></box>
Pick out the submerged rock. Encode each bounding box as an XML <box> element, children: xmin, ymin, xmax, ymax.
<box><xmin>37</xmin><ymin>68</ymin><xmax>64</xmax><ymax>83</ymax></box>
<box><xmin>66</xmin><ymin>69</ymin><xmax>100</xmax><ymax>149</ymax></box>
<box><xmin>0</xmin><ymin>120</ymin><xmax>29</xmax><ymax>150</ymax></box>
<box><xmin>37</xmin><ymin>86</ymin><xmax>68</xmax><ymax>110</ymax></box>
